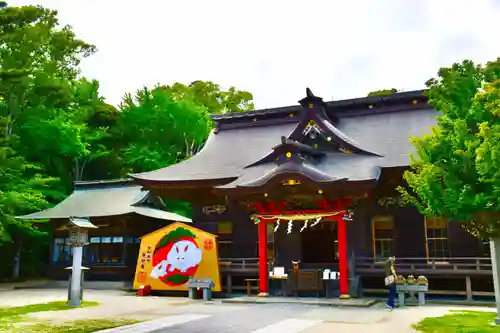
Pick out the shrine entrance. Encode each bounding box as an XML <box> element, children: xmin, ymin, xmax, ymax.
<box><xmin>250</xmin><ymin>199</ymin><xmax>351</xmax><ymax>298</ymax></box>
<box><xmin>300</xmin><ymin>222</ymin><xmax>338</xmax><ymax>264</ymax></box>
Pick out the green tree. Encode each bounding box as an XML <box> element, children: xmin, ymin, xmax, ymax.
<box><xmin>116</xmin><ymin>86</ymin><xmax>212</xmax><ymax>173</ymax></box>
<box><xmin>0</xmin><ymin>3</ymin><xmax>103</xmax><ymax>278</ymax></box>
<box><xmin>159</xmin><ymin>80</ymin><xmax>254</xmax><ymax>114</ymax></box>
<box><xmin>398</xmin><ymin>58</ymin><xmax>500</xmax><ymax>239</ymax></box>
<box><xmin>367</xmin><ymin>88</ymin><xmax>398</xmax><ymax>97</ymax></box>
<box><xmin>18</xmin><ymin>78</ymin><xmax>118</xmax><ymax>187</ymax></box>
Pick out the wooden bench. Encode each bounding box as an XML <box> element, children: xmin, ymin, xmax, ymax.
<box><xmin>245</xmin><ymin>278</ymin><xmax>259</xmax><ymax>296</ymax></box>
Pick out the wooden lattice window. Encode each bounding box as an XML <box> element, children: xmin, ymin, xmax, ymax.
<box><xmin>425</xmin><ymin>216</ymin><xmax>450</xmax><ymax>262</ymax></box>
<box><xmin>372</xmin><ymin>215</ymin><xmax>394</xmax><ymax>262</ymax></box>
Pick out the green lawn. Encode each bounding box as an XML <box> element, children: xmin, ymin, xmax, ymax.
<box><xmin>0</xmin><ymin>300</ymin><xmax>140</xmax><ymax>333</ymax></box>
<box><xmin>414</xmin><ymin>310</ymin><xmax>500</xmax><ymax>333</ymax></box>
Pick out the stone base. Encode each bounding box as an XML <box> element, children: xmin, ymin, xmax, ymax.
<box><xmin>339</xmin><ymin>294</ymin><xmax>351</xmax><ymax>300</ymax></box>
<box><xmin>257</xmin><ymin>292</ymin><xmax>269</xmax><ymax>297</ymax></box>
<box><xmin>221</xmin><ymin>296</ymin><xmax>376</xmax><ymax>307</ymax></box>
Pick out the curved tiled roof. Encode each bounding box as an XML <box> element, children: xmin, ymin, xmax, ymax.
<box><xmin>131</xmin><ymin>90</ymin><xmax>437</xmax><ymax>186</ymax></box>
<box><xmin>17</xmin><ymin>182</ymin><xmax>192</xmax><ymax>222</ymax></box>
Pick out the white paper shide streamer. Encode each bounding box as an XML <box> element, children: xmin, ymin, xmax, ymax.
<box><xmin>287</xmin><ymin>220</ymin><xmax>293</xmax><ymax>234</ymax></box>
<box><xmin>300</xmin><ymin>220</ymin><xmax>308</xmax><ymax>232</ymax></box>
<box><xmin>310</xmin><ymin>217</ymin><xmax>322</xmax><ymax>227</ymax></box>
<box><xmin>274</xmin><ymin>219</ymin><xmax>280</xmax><ymax>232</ymax></box>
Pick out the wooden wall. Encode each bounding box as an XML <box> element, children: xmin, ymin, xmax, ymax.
<box><xmin>49</xmin><ymin>214</ymin><xmax>176</xmax><ymax>281</ymax></box>
<box><xmin>191</xmin><ymin>197</ymin><xmax>487</xmax><ymax>262</ymax></box>
<box><xmin>348</xmin><ymin>199</ymin><xmax>485</xmax><ymax>260</ymax></box>
<box><xmin>48</xmin><ymin>200</ymin><xmax>487</xmax><ymax>282</ymax></box>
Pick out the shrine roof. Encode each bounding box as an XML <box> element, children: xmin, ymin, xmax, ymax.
<box><xmin>17</xmin><ymin>179</ymin><xmax>191</xmax><ymax>222</ymax></box>
<box><xmin>211</xmin><ymin>89</ymin><xmax>426</xmax><ymax>121</ymax></box>
<box><xmin>216</xmin><ymin>154</ymin><xmax>381</xmax><ymax>189</ymax></box>
<box><xmin>131</xmin><ymin>90</ymin><xmax>437</xmax><ymax>186</ymax></box>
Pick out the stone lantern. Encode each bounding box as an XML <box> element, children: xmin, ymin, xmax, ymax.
<box><xmin>65</xmin><ymin>217</ymin><xmax>98</xmax><ymax>306</ymax></box>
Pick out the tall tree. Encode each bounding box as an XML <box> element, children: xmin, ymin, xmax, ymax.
<box><xmin>398</xmin><ymin>58</ymin><xmax>500</xmax><ymax>238</ymax></box>
<box><xmin>398</xmin><ymin>58</ymin><xmax>500</xmax><ymax>323</ymax></box>
<box><xmin>159</xmin><ymin>81</ymin><xmax>254</xmax><ymax>114</ymax></box>
<box><xmin>116</xmin><ymin>86</ymin><xmax>212</xmax><ymax>173</ymax></box>
<box><xmin>0</xmin><ymin>3</ymin><xmax>99</xmax><ymax>278</ymax></box>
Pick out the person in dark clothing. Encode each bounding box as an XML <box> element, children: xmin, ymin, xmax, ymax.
<box><xmin>385</xmin><ymin>256</ymin><xmax>397</xmax><ymax>310</ymax></box>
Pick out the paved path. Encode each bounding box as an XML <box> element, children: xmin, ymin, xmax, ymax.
<box><xmin>0</xmin><ymin>289</ymin><xmax>495</xmax><ymax>332</ymax></box>
<box><xmin>96</xmin><ymin>302</ymin><xmax>496</xmax><ymax>333</ymax></box>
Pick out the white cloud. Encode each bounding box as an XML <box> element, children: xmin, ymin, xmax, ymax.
<box><xmin>8</xmin><ymin>0</ymin><xmax>500</xmax><ymax>108</ymax></box>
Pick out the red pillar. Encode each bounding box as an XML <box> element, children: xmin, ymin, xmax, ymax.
<box><xmin>337</xmin><ymin>215</ymin><xmax>350</xmax><ymax>298</ymax></box>
<box><xmin>257</xmin><ymin>219</ymin><xmax>269</xmax><ymax>296</ymax></box>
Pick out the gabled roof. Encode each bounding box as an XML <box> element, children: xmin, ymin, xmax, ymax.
<box><xmin>17</xmin><ymin>179</ymin><xmax>191</xmax><ymax>223</ymax></box>
<box><xmin>131</xmin><ymin>89</ymin><xmax>437</xmax><ymax>187</ymax></box>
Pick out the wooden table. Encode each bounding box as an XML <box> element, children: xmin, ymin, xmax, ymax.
<box><xmin>245</xmin><ymin>278</ymin><xmax>259</xmax><ymax>296</ymax></box>
<box><xmin>270</xmin><ymin>276</ymin><xmax>288</xmax><ymax>296</ymax></box>
<box><xmin>396</xmin><ymin>284</ymin><xmax>428</xmax><ymax>306</ymax></box>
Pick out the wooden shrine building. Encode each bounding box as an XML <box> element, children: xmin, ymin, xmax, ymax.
<box><xmin>18</xmin><ymin>179</ymin><xmax>191</xmax><ymax>282</ymax></box>
<box><xmin>131</xmin><ymin>89</ymin><xmax>493</xmax><ymax>299</ymax></box>
<box><xmin>22</xmin><ymin>89</ymin><xmax>493</xmax><ymax>299</ymax></box>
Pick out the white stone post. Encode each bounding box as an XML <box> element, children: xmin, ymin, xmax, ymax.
<box><xmin>69</xmin><ymin>246</ymin><xmax>83</xmax><ymax>307</ymax></box>
<box><xmin>490</xmin><ymin>238</ymin><xmax>500</xmax><ymax>324</ymax></box>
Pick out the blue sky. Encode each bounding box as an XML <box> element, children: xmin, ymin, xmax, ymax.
<box><xmin>10</xmin><ymin>0</ymin><xmax>500</xmax><ymax>108</ymax></box>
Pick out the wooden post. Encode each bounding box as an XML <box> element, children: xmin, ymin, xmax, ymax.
<box><xmin>465</xmin><ymin>276</ymin><xmax>473</xmax><ymax>301</ymax></box>
<box><xmin>226</xmin><ymin>274</ymin><xmax>233</xmax><ymax>294</ymax></box>
<box><xmin>258</xmin><ymin>220</ymin><xmax>269</xmax><ymax>296</ymax></box>
<box><xmin>490</xmin><ymin>239</ymin><xmax>500</xmax><ymax>324</ymax></box>
<box><xmin>337</xmin><ymin>216</ymin><xmax>349</xmax><ymax>299</ymax></box>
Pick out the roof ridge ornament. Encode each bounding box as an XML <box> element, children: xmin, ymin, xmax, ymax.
<box><xmin>244</xmin><ymin>135</ymin><xmax>324</xmax><ymax>169</ymax></box>
<box><xmin>290</xmin><ymin>88</ymin><xmax>382</xmax><ymax>157</ymax></box>
<box><xmin>299</xmin><ymin>88</ymin><xmax>326</xmax><ymax>110</ymax></box>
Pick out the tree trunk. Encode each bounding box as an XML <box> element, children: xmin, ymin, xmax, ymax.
<box><xmin>6</xmin><ymin>93</ymin><xmax>15</xmax><ymax>139</ymax></box>
<box><xmin>12</xmin><ymin>235</ymin><xmax>22</xmax><ymax>279</ymax></box>
<box><xmin>490</xmin><ymin>238</ymin><xmax>500</xmax><ymax>324</ymax></box>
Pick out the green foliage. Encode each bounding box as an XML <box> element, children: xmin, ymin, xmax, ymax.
<box><xmin>367</xmin><ymin>88</ymin><xmax>398</xmax><ymax>97</ymax></box>
<box><xmin>8</xmin><ymin>319</ymin><xmax>141</xmax><ymax>333</ymax></box>
<box><xmin>159</xmin><ymin>80</ymin><xmax>254</xmax><ymax>114</ymax></box>
<box><xmin>0</xmin><ymin>301</ymin><xmax>99</xmax><ymax>320</ymax></box>
<box><xmin>0</xmin><ymin>3</ymin><xmax>252</xmax><ymax>279</ymax></box>
<box><xmin>116</xmin><ymin>86</ymin><xmax>212</xmax><ymax>173</ymax></box>
<box><xmin>0</xmin><ymin>4</ymin><xmax>99</xmax><ymax>245</ymax></box>
<box><xmin>0</xmin><ymin>300</ymin><xmax>138</xmax><ymax>333</ymax></box>
<box><xmin>155</xmin><ymin>227</ymin><xmax>196</xmax><ymax>252</ymax></box>
<box><xmin>413</xmin><ymin>310</ymin><xmax>500</xmax><ymax>332</ymax></box>
<box><xmin>399</xmin><ymin>58</ymin><xmax>500</xmax><ymax>238</ymax></box>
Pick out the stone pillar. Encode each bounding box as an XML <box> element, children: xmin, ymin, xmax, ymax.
<box><xmin>490</xmin><ymin>238</ymin><xmax>500</xmax><ymax>324</ymax></box>
<box><xmin>69</xmin><ymin>246</ymin><xmax>83</xmax><ymax>306</ymax></box>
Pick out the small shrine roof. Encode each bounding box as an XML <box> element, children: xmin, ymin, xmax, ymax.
<box><xmin>17</xmin><ymin>179</ymin><xmax>191</xmax><ymax>222</ymax></box>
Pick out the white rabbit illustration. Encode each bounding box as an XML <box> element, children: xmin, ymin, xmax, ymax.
<box><xmin>150</xmin><ymin>240</ymin><xmax>202</xmax><ymax>278</ymax></box>
<box><xmin>170</xmin><ymin>240</ymin><xmax>202</xmax><ymax>272</ymax></box>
